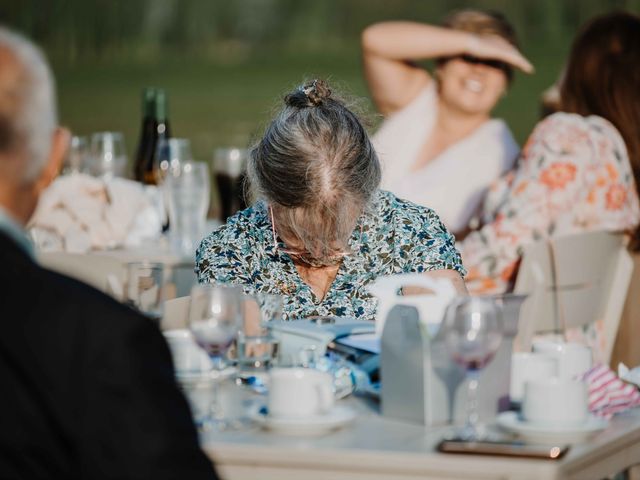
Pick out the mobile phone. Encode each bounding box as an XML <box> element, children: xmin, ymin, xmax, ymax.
<box><xmin>437</xmin><ymin>438</ymin><xmax>570</xmax><ymax>460</ymax></box>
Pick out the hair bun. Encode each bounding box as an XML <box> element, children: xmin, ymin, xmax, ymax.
<box><xmin>285</xmin><ymin>79</ymin><xmax>332</xmax><ymax>108</ymax></box>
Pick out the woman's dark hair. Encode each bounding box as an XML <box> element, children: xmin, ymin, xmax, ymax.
<box><xmin>247</xmin><ymin>79</ymin><xmax>381</xmax><ymax>259</ymax></box>
<box><xmin>560</xmin><ymin>11</ymin><xmax>640</xmax><ymax>249</ymax></box>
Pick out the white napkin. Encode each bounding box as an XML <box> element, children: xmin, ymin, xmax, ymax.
<box><xmin>619</xmin><ymin>363</ymin><xmax>640</xmax><ymax>388</ymax></box>
<box><xmin>29</xmin><ymin>174</ymin><xmax>162</xmax><ymax>253</ymax></box>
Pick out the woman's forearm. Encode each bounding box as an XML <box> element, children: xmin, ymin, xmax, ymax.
<box><xmin>362</xmin><ymin>21</ymin><xmax>473</xmax><ymax>62</ymax></box>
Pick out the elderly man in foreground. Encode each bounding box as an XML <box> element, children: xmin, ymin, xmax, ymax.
<box><xmin>0</xmin><ymin>28</ymin><xmax>218</xmax><ymax>479</ymax></box>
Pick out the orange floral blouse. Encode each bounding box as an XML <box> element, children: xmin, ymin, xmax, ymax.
<box><xmin>461</xmin><ymin>112</ymin><xmax>640</xmax><ymax>295</ymax></box>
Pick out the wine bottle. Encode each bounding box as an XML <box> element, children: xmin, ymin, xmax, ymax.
<box><xmin>134</xmin><ymin>88</ymin><xmax>172</xmax><ymax>184</ymax></box>
<box><xmin>134</xmin><ymin>87</ymin><xmax>156</xmax><ymax>182</ymax></box>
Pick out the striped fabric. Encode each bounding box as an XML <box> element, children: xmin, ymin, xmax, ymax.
<box><xmin>582</xmin><ymin>364</ymin><xmax>640</xmax><ymax>419</ymax></box>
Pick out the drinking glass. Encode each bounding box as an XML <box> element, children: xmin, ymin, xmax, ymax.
<box><xmin>88</xmin><ymin>132</ymin><xmax>127</xmax><ymax>178</ymax></box>
<box><xmin>125</xmin><ymin>262</ymin><xmax>165</xmax><ymax>322</ymax></box>
<box><xmin>155</xmin><ymin>138</ymin><xmax>193</xmax><ymax>184</ymax></box>
<box><xmin>212</xmin><ymin>147</ymin><xmax>248</xmax><ymax>221</ymax></box>
<box><xmin>442</xmin><ymin>296</ymin><xmax>503</xmax><ymax>440</ymax></box>
<box><xmin>61</xmin><ymin>136</ymin><xmax>88</xmax><ymax>175</ymax></box>
<box><xmin>165</xmin><ymin>161</ymin><xmax>210</xmax><ymax>256</ymax></box>
<box><xmin>236</xmin><ymin>293</ymin><xmax>282</xmax><ymax>372</ymax></box>
<box><xmin>188</xmin><ymin>284</ymin><xmax>243</xmax><ymax>371</ymax></box>
<box><xmin>188</xmin><ymin>284</ymin><xmax>244</xmax><ymax>431</ymax></box>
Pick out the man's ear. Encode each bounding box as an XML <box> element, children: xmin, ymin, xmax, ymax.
<box><xmin>34</xmin><ymin>127</ymin><xmax>70</xmax><ymax>194</ymax></box>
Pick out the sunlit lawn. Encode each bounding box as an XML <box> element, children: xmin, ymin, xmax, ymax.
<box><xmin>53</xmin><ymin>42</ymin><xmax>568</xmax><ymax>208</ymax></box>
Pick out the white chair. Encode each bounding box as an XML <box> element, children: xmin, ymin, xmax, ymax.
<box><xmin>514</xmin><ymin>231</ymin><xmax>634</xmax><ymax>363</ymax></box>
<box><xmin>37</xmin><ymin>251</ymin><xmax>125</xmax><ymax>297</ymax></box>
<box><xmin>162</xmin><ymin>295</ymin><xmax>190</xmax><ymax>330</ymax></box>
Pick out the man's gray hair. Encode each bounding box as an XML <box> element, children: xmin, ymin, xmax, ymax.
<box><xmin>0</xmin><ymin>27</ymin><xmax>57</xmax><ymax>183</ymax></box>
<box><xmin>248</xmin><ymin>79</ymin><xmax>381</xmax><ymax>261</ymax></box>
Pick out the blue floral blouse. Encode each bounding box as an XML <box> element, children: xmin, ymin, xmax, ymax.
<box><xmin>196</xmin><ymin>190</ymin><xmax>465</xmax><ymax>321</ymax></box>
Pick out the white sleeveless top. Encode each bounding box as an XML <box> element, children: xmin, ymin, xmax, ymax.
<box><xmin>372</xmin><ymin>82</ymin><xmax>520</xmax><ymax>232</ymax></box>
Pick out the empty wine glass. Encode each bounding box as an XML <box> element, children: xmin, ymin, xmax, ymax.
<box><xmin>88</xmin><ymin>132</ymin><xmax>127</xmax><ymax>178</ymax></box>
<box><xmin>188</xmin><ymin>283</ymin><xmax>244</xmax><ymax>431</ymax></box>
<box><xmin>155</xmin><ymin>138</ymin><xmax>193</xmax><ymax>184</ymax></box>
<box><xmin>62</xmin><ymin>136</ymin><xmax>88</xmax><ymax>175</ymax></box>
<box><xmin>442</xmin><ymin>296</ymin><xmax>503</xmax><ymax>440</ymax></box>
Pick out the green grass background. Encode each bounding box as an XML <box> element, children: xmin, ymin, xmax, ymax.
<box><xmin>4</xmin><ymin>0</ymin><xmax>639</xmax><ymax>214</ymax></box>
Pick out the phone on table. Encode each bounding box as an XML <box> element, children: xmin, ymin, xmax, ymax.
<box><xmin>437</xmin><ymin>438</ymin><xmax>570</xmax><ymax>460</ymax></box>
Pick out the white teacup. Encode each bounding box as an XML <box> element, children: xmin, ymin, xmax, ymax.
<box><xmin>510</xmin><ymin>352</ymin><xmax>558</xmax><ymax>403</ymax></box>
<box><xmin>532</xmin><ymin>341</ymin><xmax>592</xmax><ymax>379</ymax></box>
<box><xmin>522</xmin><ymin>377</ymin><xmax>588</xmax><ymax>427</ymax></box>
<box><xmin>163</xmin><ymin>329</ymin><xmax>211</xmax><ymax>373</ymax></box>
<box><xmin>268</xmin><ymin>368</ymin><xmax>334</xmax><ymax>419</ymax></box>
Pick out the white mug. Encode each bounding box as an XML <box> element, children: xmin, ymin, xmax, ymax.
<box><xmin>522</xmin><ymin>377</ymin><xmax>588</xmax><ymax>427</ymax></box>
<box><xmin>268</xmin><ymin>368</ymin><xmax>334</xmax><ymax>418</ymax></box>
<box><xmin>163</xmin><ymin>329</ymin><xmax>211</xmax><ymax>373</ymax></box>
<box><xmin>532</xmin><ymin>341</ymin><xmax>592</xmax><ymax>379</ymax></box>
<box><xmin>510</xmin><ymin>352</ymin><xmax>558</xmax><ymax>403</ymax></box>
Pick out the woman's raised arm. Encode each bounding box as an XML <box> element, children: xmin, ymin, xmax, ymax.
<box><xmin>361</xmin><ymin>21</ymin><xmax>532</xmax><ymax>115</ymax></box>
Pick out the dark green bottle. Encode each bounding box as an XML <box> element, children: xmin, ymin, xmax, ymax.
<box><xmin>134</xmin><ymin>87</ymin><xmax>171</xmax><ymax>184</ymax></box>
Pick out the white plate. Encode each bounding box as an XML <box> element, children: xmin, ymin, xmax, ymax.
<box><xmin>252</xmin><ymin>405</ymin><xmax>357</xmax><ymax>435</ymax></box>
<box><xmin>496</xmin><ymin>411</ymin><xmax>609</xmax><ymax>443</ymax></box>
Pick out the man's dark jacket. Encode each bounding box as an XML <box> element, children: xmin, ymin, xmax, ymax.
<box><xmin>0</xmin><ymin>232</ymin><xmax>219</xmax><ymax>479</ymax></box>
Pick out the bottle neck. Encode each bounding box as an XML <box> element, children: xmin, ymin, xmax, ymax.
<box><xmin>155</xmin><ymin>90</ymin><xmax>168</xmax><ymax>122</ymax></box>
<box><xmin>141</xmin><ymin>88</ymin><xmax>156</xmax><ymax>119</ymax></box>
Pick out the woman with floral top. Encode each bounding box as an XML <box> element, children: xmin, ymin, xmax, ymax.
<box><xmin>197</xmin><ymin>79</ymin><xmax>467</xmax><ymax>321</ymax></box>
<box><xmin>461</xmin><ymin>11</ymin><xmax>640</xmax><ymax>296</ymax></box>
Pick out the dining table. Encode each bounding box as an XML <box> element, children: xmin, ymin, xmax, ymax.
<box><xmin>199</xmin><ymin>385</ymin><xmax>640</xmax><ymax>480</ymax></box>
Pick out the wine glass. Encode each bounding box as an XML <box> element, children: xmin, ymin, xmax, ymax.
<box><xmin>88</xmin><ymin>132</ymin><xmax>127</xmax><ymax>179</ymax></box>
<box><xmin>442</xmin><ymin>296</ymin><xmax>503</xmax><ymax>440</ymax></box>
<box><xmin>155</xmin><ymin>138</ymin><xmax>193</xmax><ymax>184</ymax></box>
<box><xmin>188</xmin><ymin>283</ymin><xmax>244</xmax><ymax>431</ymax></box>
<box><xmin>61</xmin><ymin>136</ymin><xmax>88</xmax><ymax>175</ymax></box>
<box><xmin>188</xmin><ymin>283</ymin><xmax>243</xmax><ymax>371</ymax></box>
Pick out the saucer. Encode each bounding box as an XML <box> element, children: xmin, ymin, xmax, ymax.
<box><xmin>252</xmin><ymin>405</ymin><xmax>357</xmax><ymax>435</ymax></box>
<box><xmin>176</xmin><ymin>366</ymin><xmax>237</xmax><ymax>388</ymax></box>
<box><xmin>496</xmin><ymin>411</ymin><xmax>609</xmax><ymax>443</ymax></box>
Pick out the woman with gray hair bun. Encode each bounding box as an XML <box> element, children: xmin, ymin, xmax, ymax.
<box><xmin>196</xmin><ymin>79</ymin><xmax>466</xmax><ymax>321</ymax></box>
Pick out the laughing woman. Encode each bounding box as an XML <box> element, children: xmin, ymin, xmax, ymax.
<box><xmin>362</xmin><ymin>10</ymin><xmax>533</xmax><ymax>234</ymax></box>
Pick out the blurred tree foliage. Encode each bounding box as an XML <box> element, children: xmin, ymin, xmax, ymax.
<box><xmin>4</xmin><ymin>0</ymin><xmax>639</xmax><ymax>64</ymax></box>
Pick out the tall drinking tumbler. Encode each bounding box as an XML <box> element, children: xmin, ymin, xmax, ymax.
<box><xmin>213</xmin><ymin>148</ymin><xmax>248</xmax><ymax>222</ymax></box>
<box><xmin>165</xmin><ymin>161</ymin><xmax>210</xmax><ymax>257</ymax></box>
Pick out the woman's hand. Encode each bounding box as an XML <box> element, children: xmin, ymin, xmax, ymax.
<box><xmin>467</xmin><ymin>34</ymin><xmax>534</xmax><ymax>73</ymax></box>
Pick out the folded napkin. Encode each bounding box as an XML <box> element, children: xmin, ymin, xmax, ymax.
<box><xmin>582</xmin><ymin>364</ymin><xmax>640</xmax><ymax>419</ymax></box>
<box><xmin>619</xmin><ymin>363</ymin><xmax>640</xmax><ymax>389</ymax></box>
<box><xmin>29</xmin><ymin>174</ymin><xmax>162</xmax><ymax>253</ymax></box>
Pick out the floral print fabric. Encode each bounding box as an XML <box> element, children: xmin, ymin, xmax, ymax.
<box><xmin>461</xmin><ymin>112</ymin><xmax>640</xmax><ymax>295</ymax></box>
<box><xmin>196</xmin><ymin>190</ymin><xmax>465</xmax><ymax>321</ymax></box>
